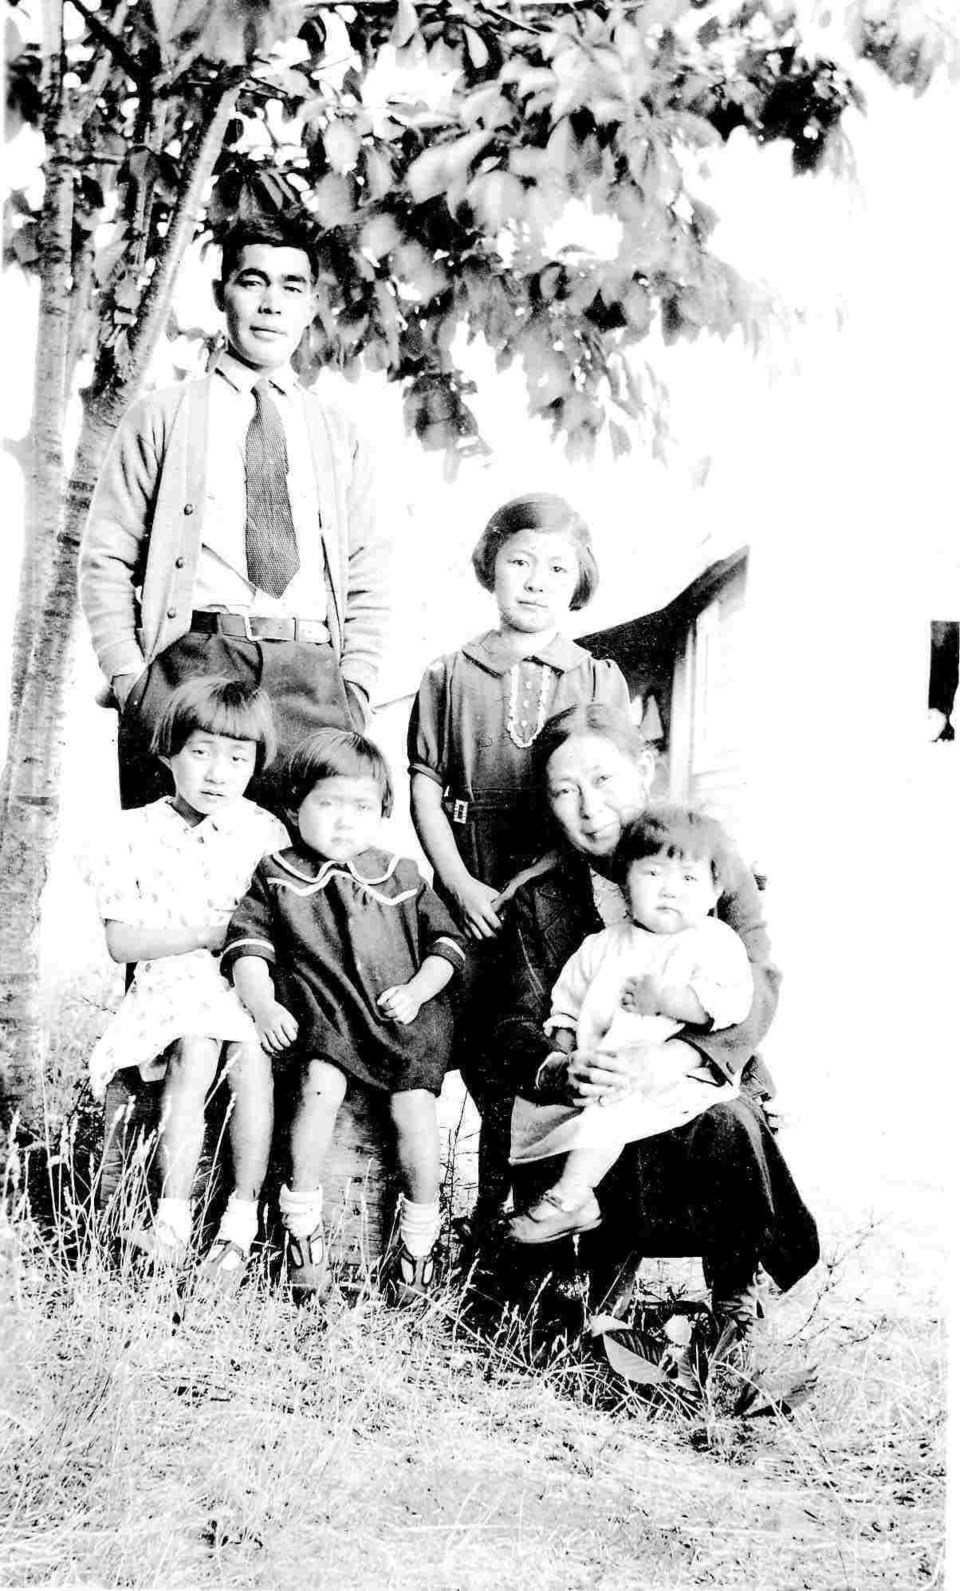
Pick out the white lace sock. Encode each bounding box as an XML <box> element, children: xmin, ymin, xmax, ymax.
<box><xmin>215</xmin><ymin>1194</ymin><xmax>259</xmax><ymax>1255</ymax></box>
<box><xmin>279</xmin><ymin>1183</ymin><xmax>323</xmax><ymax>1240</ymax></box>
<box><xmin>155</xmin><ymin>1196</ymin><xmax>191</xmax><ymax>1247</ymax></box>
<box><xmin>399</xmin><ymin>1196</ymin><xmax>441</xmax><ymax>1258</ymax></box>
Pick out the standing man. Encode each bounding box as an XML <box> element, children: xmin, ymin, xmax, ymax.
<box><xmin>80</xmin><ymin>217</ymin><xmax>389</xmax><ymax>809</ymax></box>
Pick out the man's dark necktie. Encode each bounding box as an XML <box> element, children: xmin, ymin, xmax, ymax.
<box><xmin>244</xmin><ymin>377</ymin><xmax>300</xmax><ymax>598</ymax></box>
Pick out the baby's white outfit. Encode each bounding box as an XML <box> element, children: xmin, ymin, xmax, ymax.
<box><xmin>510</xmin><ymin>916</ymin><xmax>753</xmax><ymax>1164</ymax></box>
<box><xmin>82</xmin><ymin>797</ymin><xmax>288</xmax><ymax>1098</ymax></box>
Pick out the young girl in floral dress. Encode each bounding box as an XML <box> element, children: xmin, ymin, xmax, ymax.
<box><xmin>407</xmin><ymin>492</ymin><xmax>629</xmax><ymax>1217</ymax></box>
<box><xmin>83</xmin><ymin>677</ymin><xmax>288</xmax><ymax>1277</ymax></box>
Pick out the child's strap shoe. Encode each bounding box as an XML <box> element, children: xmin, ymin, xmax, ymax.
<box><xmin>286</xmin><ymin>1224</ymin><xmax>330</xmax><ymax>1303</ymax></box>
<box><xmin>199</xmin><ymin>1238</ymin><xmax>250</xmax><ymax>1292</ymax></box>
<box><xmin>384</xmin><ymin>1242</ymin><xmax>438</xmax><ymax>1305</ymax></box>
<box><xmin>507</xmin><ymin>1191</ymin><xmax>602</xmax><ymax>1246</ymax></box>
<box><xmin>131</xmin><ymin>1220</ymin><xmax>189</xmax><ymax>1266</ymax></box>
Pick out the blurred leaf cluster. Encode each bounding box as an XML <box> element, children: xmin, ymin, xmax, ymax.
<box><xmin>4</xmin><ymin>0</ymin><xmax>953</xmax><ymax>458</ymax></box>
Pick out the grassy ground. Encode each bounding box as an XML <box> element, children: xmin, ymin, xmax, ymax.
<box><xmin>0</xmin><ymin>981</ymin><xmax>947</xmax><ymax>1590</ymax></box>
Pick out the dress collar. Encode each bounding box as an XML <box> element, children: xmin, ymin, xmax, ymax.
<box><xmin>213</xmin><ymin>348</ymin><xmax>298</xmax><ymax>398</ymax></box>
<box><xmin>275</xmin><ymin>845</ymin><xmax>399</xmax><ymax>887</ymax></box>
<box><xmin>461</xmin><ymin>630</ymin><xmax>589</xmax><ymax>678</ymax></box>
<box><xmin>159</xmin><ymin>794</ymin><xmax>250</xmax><ymax>839</ymax></box>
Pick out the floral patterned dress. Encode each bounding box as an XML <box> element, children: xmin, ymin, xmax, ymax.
<box><xmin>82</xmin><ymin>797</ymin><xmax>288</xmax><ymax>1099</ymax></box>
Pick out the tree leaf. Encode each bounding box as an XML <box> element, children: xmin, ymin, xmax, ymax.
<box><xmin>364</xmin><ymin>145</ymin><xmax>395</xmax><ymax>201</ymax></box>
<box><xmin>609</xmin><ymin>419</ymin><xmax>631</xmax><ymax>458</ymax></box>
<box><xmin>406</xmin><ymin>145</ymin><xmax>450</xmax><ymax>204</ymax></box>
<box><xmin>598</xmin><ymin>1329</ymin><xmax>666</xmax><ymax>1387</ymax></box>
<box><xmin>464</xmin><ymin>26</ymin><xmax>489</xmax><ymax>69</ymax></box>
<box><xmin>314</xmin><ymin>172</ymin><xmax>355</xmax><ymax>228</ymax></box>
<box><xmin>323</xmin><ymin>119</ymin><xmax>361</xmax><ymax>176</ymax></box>
<box><xmin>360</xmin><ymin>212</ymin><xmax>401</xmax><ymax>261</ymax></box>
<box><xmin>737</xmin><ymin>1366</ymin><xmax>819</xmax><ymax>1419</ymax></box>
<box><xmin>444</xmin><ymin>127</ymin><xmax>496</xmax><ymax>182</ymax></box>
<box><xmin>392</xmin><ymin>0</ymin><xmax>419</xmax><ymax>49</ymax></box>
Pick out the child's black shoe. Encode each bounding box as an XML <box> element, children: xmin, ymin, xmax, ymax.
<box><xmin>286</xmin><ymin>1224</ymin><xmax>330</xmax><ymax>1304</ymax></box>
<box><xmin>384</xmin><ymin>1242</ymin><xmax>438</xmax><ymax>1305</ymax></box>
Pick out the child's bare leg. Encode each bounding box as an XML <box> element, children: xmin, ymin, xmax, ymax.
<box><xmin>390</xmin><ymin>1089</ymin><xmax>442</xmax><ymax>1264</ymax></box>
<box><xmin>549</xmin><ymin>1144</ymin><xmax>624</xmax><ymax>1207</ymax></box>
<box><xmin>280</xmin><ymin>1058</ymin><xmax>346</xmax><ymax>1299</ymax></box>
<box><xmin>289</xmin><ymin>1058</ymin><xmax>347</xmax><ymax>1192</ymax></box>
<box><xmin>224</xmin><ymin>1041</ymin><xmax>274</xmax><ymax>1202</ymax></box>
<box><xmin>205</xmin><ymin>1042</ymin><xmax>274</xmax><ymax>1268</ymax></box>
<box><xmin>389</xmin><ymin>1088</ymin><xmax>441</xmax><ymax>1202</ymax></box>
<box><xmin>158</xmin><ymin>1036</ymin><xmax>221</xmax><ymax>1201</ymax></box>
<box><xmin>147</xmin><ymin>1036</ymin><xmax>219</xmax><ymax>1253</ymax></box>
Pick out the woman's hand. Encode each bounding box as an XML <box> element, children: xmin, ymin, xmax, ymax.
<box><xmin>453</xmin><ymin>876</ymin><xmax>502</xmax><ymax>940</ymax></box>
<box><xmin>554</xmin><ymin>1039</ymin><xmax>705</xmax><ymax>1106</ymax></box>
<box><xmin>200</xmin><ymin>923</ymin><xmax>228</xmax><ymax>953</ymax></box>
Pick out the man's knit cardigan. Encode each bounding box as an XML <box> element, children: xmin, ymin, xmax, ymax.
<box><xmin>79</xmin><ymin>374</ymin><xmax>389</xmax><ymax>703</ymax></box>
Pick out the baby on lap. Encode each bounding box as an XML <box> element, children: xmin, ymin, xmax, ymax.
<box><xmin>509</xmin><ymin>804</ymin><xmax>754</xmax><ymax>1244</ymax></box>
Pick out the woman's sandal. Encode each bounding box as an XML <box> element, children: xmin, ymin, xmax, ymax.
<box><xmin>507</xmin><ymin>1191</ymin><xmax>603</xmax><ymax>1246</ymax></box>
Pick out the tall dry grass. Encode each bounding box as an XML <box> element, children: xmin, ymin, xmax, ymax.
<box><xmin>0</xmin><ymin>977</ymin><xmax>947</xmax><ymax>1589</ymax></box>
<box><xmin>1</xmin><ymin>1116</ymin><xmax>945</xmax><ymax>1591</ymax></box>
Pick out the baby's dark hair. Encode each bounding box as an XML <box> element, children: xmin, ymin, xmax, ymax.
<box><xmin>151</xmin><ymin>676</ymin><xmax>277</xmax><ymax>775</ymax></box>
<box><xmin>219</xmin><ymin>216</ymin><xmax>320</xmax><ymax>284</ymax></box>
<box><xmin>283</xmin><ymin>728</ymin><xmax>393</xmax><ymax>817</ymax></box>
<box><xmin>617</xmin><ymin>804</ymin><xmax>734</xmax><ymax>894</ymax></box>
<box><xmin>471</xmin><ymin>493</ymin><xmax>599</xmax><ymax>610</ymax></box>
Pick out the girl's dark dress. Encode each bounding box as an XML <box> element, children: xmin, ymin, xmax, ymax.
<box><xmin>223</xmin><ymin>847</ymin><xmax>467</xmax><ymax>1094</ymax></box>
<box><xmin>408</xmin><ymin>631</ymin><xmax>631</xmax><ymax>895</ymax></box>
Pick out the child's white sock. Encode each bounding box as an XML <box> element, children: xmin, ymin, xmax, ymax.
<box><xmin>216</xmin><ymin>1193</ymin><xmax>259</xmax><ymax>1255</ymax></box>
<box><xmin>279</xmin><ymin>1183</ymin><xmax>323</xmax><ymax>1239</ymax></box>
<box><xmin>155</xmin><ymin>1196</ymin><xmax>191</xmax><ymax>1247</ymax></box>
<box><xmin>399</xmin><ymin>1196</ymin><xmax>441</xmax><ymax>1258</ymax></box>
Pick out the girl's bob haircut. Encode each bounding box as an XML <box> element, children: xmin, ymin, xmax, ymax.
<box><xmin>471</xmin><ymin>493</ymin><xmax>599</xmax><ymax>611</ymax></box>
<box><xmin>151</xmin><ymin>676</ymin><xmax>277</xmax><ymax>775</ymax></box>
<box><xmin>283</xmin><ymin>728</ymin><xmax>393</xmax><ymax>818</ymax></box>
<box><xmin>617</xmin><ymin>803</ymin><xmax>734</xmax><ymax>895</ymax></box>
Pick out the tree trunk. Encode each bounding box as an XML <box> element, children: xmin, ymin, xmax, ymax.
<box><xmin>3</xmin><ymin>40</ymin><xmax>74</xmax><ymax>791</ymax></box>
<box><xmin>0</xmin><ymin>79</ymin><xmax>241</xmax><ymax>1125</ymax></box>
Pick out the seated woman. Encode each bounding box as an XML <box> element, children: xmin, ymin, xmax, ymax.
<box><xmin>488</xmin><ymin>703</ymin><xmax>819</xmax><ymax>1340</ymax></box>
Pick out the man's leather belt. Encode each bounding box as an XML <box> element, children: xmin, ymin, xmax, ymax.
<box><xmin>191</xmin><ymin>610</ymin><xmax>329</xmax><ymax>644</ymax></box>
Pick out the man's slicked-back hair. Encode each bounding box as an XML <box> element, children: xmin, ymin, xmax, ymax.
<box><xmin>282</xmin><ymin>728</ymin><xmax>393</xmax><ymax>817</ymax></box>
<box><xmin>471</xmin><ymin>492</ymin><xmax>599</xmax><ymax>610</ymax></box>
<box><xmin>219</xmin><ymin>216</ymin><xmax>321</xmax><ymax>284</ymax></box>
<box><xmin>150</xmin><ymin>676</ymin><xmax>277</xmax><ymax>775</ymax></box>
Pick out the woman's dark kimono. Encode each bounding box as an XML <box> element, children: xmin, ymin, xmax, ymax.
<box><xmin>489</xmin><ymin>849</ymin><xmax>819</xmax><ymax>1306</ymax></box>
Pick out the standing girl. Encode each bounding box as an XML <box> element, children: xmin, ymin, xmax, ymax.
<box><xmin>223</xmin><ymin>729</ymin><xmax>468</xmax><ymax>1301</ymax></box>
<box><xmin>407</xmin><ymin>493</ymin><xmax>630</xmax><ymax>1216</ymax></box>
<box><xmin>83</xmin><ymin>677</ymin><xmax>288</xmax><ymax>1277</ymax></box>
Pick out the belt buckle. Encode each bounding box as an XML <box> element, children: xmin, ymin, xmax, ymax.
<box><xmin>452</xmin><ymin>798</ymin><xmax>469</xmax><ymax>825</ymax></box>
<box><xmin>237</xmin><ymin>613</ymin><xmax>256</xmax><ymax>641</ymax></box>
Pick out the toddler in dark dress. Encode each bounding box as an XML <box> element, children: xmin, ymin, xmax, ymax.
<box><xmin>223</xmin><ymin>729</ymin><xmax>467</xmax><ymax>1300</ymax></box>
